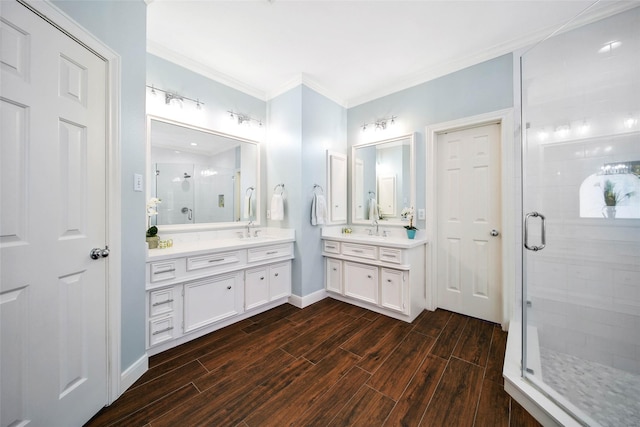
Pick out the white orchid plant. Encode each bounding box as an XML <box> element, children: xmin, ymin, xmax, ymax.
<box><xmin>146</xmin><ymin>197</ymin><xmax>161</xmax><ymax>237</ymax></box>
<box><xmin>401</xmin><ymin>206</ymin><xmax>417</xmax><ymax>230</ymax></box>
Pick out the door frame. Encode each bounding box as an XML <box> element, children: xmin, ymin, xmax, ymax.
<box><xmin>21</xmin><ymin>0</ymin><xmax>123</xmax><ymax>403</ymax></box>
<box><xmin>426</xmin><ymin>108</ymin><xmax>514</xmax><ymax>328</ymax></box>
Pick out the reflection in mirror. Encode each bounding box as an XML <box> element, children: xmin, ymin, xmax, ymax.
<box><xmin>352</xmin><ymin>134</ymin><xmax>415</xmax><ymax>226</ymax></box>
<box><xmin>148</xmin><ymin>116</ymin><xmax>260</xmax><ymax>229</ymax></box>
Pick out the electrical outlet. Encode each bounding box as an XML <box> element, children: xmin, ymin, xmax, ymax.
<box><xmin>133</xmin><ymin>173</ymin><xmax>143</xmax><ymax>192</ymax></box>
<box><xmin>418</xmin><ymin>209</ymin><xmax>425</xmax><ymax>220</ymax></box>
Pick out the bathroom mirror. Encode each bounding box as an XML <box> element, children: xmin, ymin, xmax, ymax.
<box><xmin>147</xmin><ymin>116</ymin><xmax>260</xmax><ymax>230</ymax></box>
<box><xmin>352</xmin><ymin>133</ymin><xmax>415</xmax><ymax>226</ymax></box>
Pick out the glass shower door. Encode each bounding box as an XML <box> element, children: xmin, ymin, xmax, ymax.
<box><xmin>521</xmin><ymin>5</ymin><xmax>640</xmax><ymax>426</ymax></box>
<box><xmin>154</xmin><ymin>163</ymin><xmax>195</xmax><ymax>225</ymax></box>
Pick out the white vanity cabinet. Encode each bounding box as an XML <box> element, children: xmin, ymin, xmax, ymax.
<box><xmin>344</xmin><ymin>261</ymin><xmax>378</xmax><ymax>304</ymax></box>
<box><xmin>322</xmin><ymin>235</ymin><xmax>426</xmax><ymax>322</ymax></box>
<box><xmin>325</xmin><ymin>257</ymin><xmax>343</xmax><ymax>294</ymax></box>
<box><xmin>245</xmin><ymin>261</ymin><xmax>291</xmax><ymax>311</ymax></box>
<box><xmin>146</xmin><ymin>235</ymin><xmax>294</xmax><ymax>356</ymax></box>
<box><xmin>183</xmin><ymin>273</ymin><xmax>243</xmax><ymax>333</ymax></box>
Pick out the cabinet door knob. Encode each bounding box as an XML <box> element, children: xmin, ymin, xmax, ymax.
<box><xmin>332</xmin><ymin>268</ymin><xmax>337</xmax><ymax>271</ymax></box>
<box><xmin>274</xmin><ymin>273</ymin><xmax>279</xmax><ymax>277</ymax></box>
<box><xmin>227</xmin><ymin>286</ymin><xmax>232</xmax><ymax>290</ymax></box>
<box><xmin>260</xmin><ymin>276</ymin><xmax>265</xmax><ymax>280</ymax></box>
<box><xmin>367</xmin><ymin>275</ymin><xmax>372</xmax><ymax>279</ymax></box>
<box><xmin>387</xmin><ymin>279</ymin><xmax>392</xmax><ymax>283</ymax></box>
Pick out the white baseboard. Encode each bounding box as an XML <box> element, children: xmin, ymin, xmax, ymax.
<box><xmin>119</xmin><ymin>353</ymin><xmax>148</xmax><ymax>395</ymax></box>
<box><xmin>288</xmin><ymin>289</ymin><xmax>327</xmax><ymax>308</ymax></box>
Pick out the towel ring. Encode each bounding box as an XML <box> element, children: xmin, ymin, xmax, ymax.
<box><xmin>245</xmin><ymin>186</ymin><xmax>255</xmax><ymax>196</ymax></box>
<box><xmin>313</xmin><ymin>184</ymin><xmax>324</xmax><ymax>194</ymax></box>
<box><xmin>274</xmin><ymin>183</ymin><xmax>285</xmax><ymax>195</ymax></box>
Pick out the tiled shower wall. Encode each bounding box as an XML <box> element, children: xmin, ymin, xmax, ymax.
<box><xmin>527</xmin><ymin>134</ymin><xmax>640</xmax><ymax>375</ymax></box>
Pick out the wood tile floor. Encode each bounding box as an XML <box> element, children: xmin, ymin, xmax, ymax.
<box><xmin>85</xmin><ymin>298</ymin><xmax>541</xmax><ymax>426</ymax></box>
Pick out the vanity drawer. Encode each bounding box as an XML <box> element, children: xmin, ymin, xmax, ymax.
<box><xmin>323</xmin><ymin>240</ymin><xmax>341</xmax><ymax>254</ymax></box>
<box><xmin>150</xmin><ymin>260</ymin><xmax>179</xmax><ymax>283</ymax></box>
<box><xmin>341</xmin><ymin>243</ymin><xmax>377</xmax><ymax>260</ymax></box>
<box><xmin>379</xmin><ymin>247</ymin><xmax>402</xmax><ymax>264</ymax></box>
<box><xmin>248</xmin><ymin>243</ymin><xmax>293</xmax><ymax>262</ymax></box>
<box><xmin>149</xmin><ymin>315</ymin><xmax>177</xmax><ymax>347</ymax></box>
<box><xmin>149</xmin><ymin>287</ymin><xmax>176</xmax><ymax>317</ymax></box>
<box><xmin>187</xmin><ymin>251</ymin><xmax>242</xmax><ymax>272</ymax></box>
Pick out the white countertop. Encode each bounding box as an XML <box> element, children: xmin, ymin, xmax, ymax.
<box><xmin>147</xmin><ymin>228</ymin><xmax>295</xmax><ymax>261</ymax></box>
<box><xmin>321</xmin><ymin>227</ymin><xmax>427</xmax><ymax>249</ymax></box>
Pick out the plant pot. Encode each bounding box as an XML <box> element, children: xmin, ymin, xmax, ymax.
<box><xmin>146</xmin><ymin>235</ymin><xmax>159</xmax><ymax>249</ymax></box>
<box><xmin>406</xmin><ymin>229</ymin><xmax>417</xmax><ymax>239</ymax></box>
<box><xmin>602</xmin><ymin>206</ymin><xmax>617</xmax><ymax>219</ymax></box>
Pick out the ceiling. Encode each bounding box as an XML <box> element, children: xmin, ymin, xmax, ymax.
<box><xmin>146</xmin><ymin>0</ymin><xmax>634</xmax><ymax>107</ymax></box>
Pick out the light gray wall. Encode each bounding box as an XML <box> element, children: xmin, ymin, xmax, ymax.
<box><xmin>348</xmin><ymin>53</ymin><xmax>514</xmax><ymax>229</ymax></box>
<box><xmin>51</xmin><ymin>0</ymin><xmax>148</xmax><ymax>372</ymax></box>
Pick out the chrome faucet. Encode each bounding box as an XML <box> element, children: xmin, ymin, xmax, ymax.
<box><xmin>372</xmin><ymin>219</ymin><xmax>379</xmax><ymax>236</ymax></box>
<box><xmin>246</xmin><ymin>220</ymin><xmax>254</xmax><ymax>238</ymax></box>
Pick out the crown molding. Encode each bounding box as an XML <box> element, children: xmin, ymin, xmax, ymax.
<box><xmin>147</xmin><ymin>40</ymin><xmax>267</xmax><ymax>101</ymax></box>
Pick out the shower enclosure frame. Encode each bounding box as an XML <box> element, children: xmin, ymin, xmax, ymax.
<box><xmin>505</xmin><ymin>3</ymin><xmax>640</xmax><ymax>427</ymax></box>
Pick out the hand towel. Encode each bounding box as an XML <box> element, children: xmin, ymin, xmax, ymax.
<box><xmin>368</xmin><ymin>197</ymin><xmax>379</xmax><ymax>220</ymax></box>
<box><xmin>271</xmin><ymin>193</ymin><xmax>284</xmax><ymax>221</ymax></box>
<box><xmin>244</xmin><ymin>195</ymin><xmax>253</xmax><ymax>219</ymax></box>
<box><xmin>311</xmin><ymin>193</ymin><xmax>327</xmax><ymax>225</ymax></box>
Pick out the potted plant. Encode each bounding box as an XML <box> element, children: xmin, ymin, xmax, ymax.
<box><xmin>401</xmin><ymin>206</ymin><xmax>417</xmax><ymax>239</ymax></box>
<box><xmin>601</xmin><ymin>179</ymin><xmax>634</xmax><ymax>218</ymax></box>
<box><xmin>146</xmin><ymin>197</ymin><xmax>161</xmax><ymax>248</ymax></box>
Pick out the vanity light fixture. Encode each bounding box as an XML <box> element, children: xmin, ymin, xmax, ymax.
<box><xmin>361</xmin><ymin>116</ymin><xmax>397</xmax><ymax>132</ymax></box>
<box><xmin>146</xmin><ymin>84</ymin><xmax>205</xmax><ymax>109</ymax></box>
<box><xmin>227</xmin><ymin>110</ymin><xmax>263</xmax><ymax>127</ymax></box>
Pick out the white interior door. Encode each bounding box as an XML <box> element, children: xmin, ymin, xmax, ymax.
<box><xmin>1</xmin><ymin>2</ymin><xmax>108</xmax><ymax>425</ymax></box>
<box><xmin>436</xmin><ymin>123</ymin><xmax>502</xmax><ymax>323</ymax></box>
<box><xmin>378</xmin><ymin>174</ymin><xmax>397</xmax><ymax>217</ymax></box>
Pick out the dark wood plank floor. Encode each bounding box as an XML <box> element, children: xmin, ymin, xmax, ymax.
<box><xmin>85</xmin><ymin>298</ymin><xmax>541</xmax><ymax>427</ymax></box>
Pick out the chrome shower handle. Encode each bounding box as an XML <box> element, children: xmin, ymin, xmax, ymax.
<box><xmin>524</xmin><ymin>211</ymin><xmax>546</xmax><ymax>251</ymax></box>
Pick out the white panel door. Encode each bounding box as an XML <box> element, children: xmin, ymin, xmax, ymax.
<box><xmin>0</xmin><ymin>2</ymin><xmax>108</xmax><ymax>426</ymax></box>
<box><xmin>436</xmin><ymin>123</ymin><xmax>502</xmax><ymax>323</ymax></box>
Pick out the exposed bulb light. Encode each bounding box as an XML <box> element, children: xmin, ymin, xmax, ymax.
<box><xmin>577</xmin><ymin>120</ymin><xmax>590</xmax><ymax>136</ymax></box>
<box><xmin>554</xmin><ymin>125</ymin><xmax>571</xmax><ymax>139</ymax></box>
<box><xmin>538</xmin><ymin>130</ymin><xmax>549</xmax><ymax>141</ymax></box>
<box><xmin>623</xmin><ymin>115</ymin><xmax>637</xmax><ymax>129</ymax></box>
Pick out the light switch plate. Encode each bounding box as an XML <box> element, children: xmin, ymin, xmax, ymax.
<box><xmin>418</xmin><ymin>209</ymin><xmax>425</xmax><ymax>220</ymax></box>
<box><xmin>133</xmin><ymin>173</ymin><xmax>143</xmax><ymax>192</ymax></box>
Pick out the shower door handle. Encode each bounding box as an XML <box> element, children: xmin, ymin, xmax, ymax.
<box><xmin>524</xmin><ymin>211</ymin><xmax>546</xmax><ymax>251</ymax></box>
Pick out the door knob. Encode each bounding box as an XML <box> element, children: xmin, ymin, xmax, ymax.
<box><xmin>90</xmin><ymin>246</ymin><xmax>110</xmax><ymax>260</ymax></box>
<box><xmin>490</xmin><ymin>229</ymin><xmax>500</xmax><ymax>237</ymax></box>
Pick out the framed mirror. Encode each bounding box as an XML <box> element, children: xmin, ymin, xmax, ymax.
<box><xmin>147</xmin><ymin>116</ymin><xmax>260</xmax><ymax>230</ymax></box>
<box><xmin>351</xmin><ymin>133</ymin><xmax>415</xmax><ymax>226</ymax></box>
